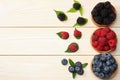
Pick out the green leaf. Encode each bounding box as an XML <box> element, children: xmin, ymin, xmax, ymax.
<box><xmin>54</xmin><ymin>10</ymin><xmax>68</xmax><ymax>21</ymax></box>
<box><xmin>67</xmin><ymin>8</ymin><xmax>77</xmax><ymax>13</ymax></box>
<box><xmin>72</xmin><ymin>72</ymin><xmax>77</xmax><ymax>79</ymax></box>
<box><xmin>79</xmin><ymin>7</ymin><xmax>83</xmax><ymax>16</ymax></box>
<box><xmin>82</xmin><ymin>63</ymin><xmax>88</xmax><ymax>68</ymax></box>
<box><xmin>69</xmin><ymin>59</ymin><xmax>75</xmax><ymax>67</ymax></box>
<box><xmin>75</xmin><ymin>36</ymin><xmax>82</xmax><ymax>39</ymax></box>
<box><xmin>74</xmin><ymin>0</ymin><xmax>80</xmax><ymax>3</ymax></box>
<box><xmin>56</xmin><ymin>32</ymin><xmax>61</xmax><ymax>38</ymax></box>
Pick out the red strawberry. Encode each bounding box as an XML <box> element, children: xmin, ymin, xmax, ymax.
<box><xmin>74</xmin><ymin>28</ymin><xmax>82</xmax><ymax>39</ymax></box>
<box><xmin>104</xmin><ymin>46</ymin><xmax>110</xmax><ymax>51</ymax></box>
<box><xmin>96</xmin><ymin>45</ymin><xmax>103</xmax><ymax>51</ymax></box>
<box><xmin>94</xmin><ymin>29</ymin><xmax>101</xmax><ymax>37</ymax></box>
<box><xmin>103</xmin><ymin>27</ymin><xmax>111</xmax><ymax>33</ymax></box>
<box><xmin>57</xmin><ymin>31</ymin><xmax>69</xmax><ymax>39</ymax></box>
<box><xmin>108</xmin><ymin>39</ymin><xmax>117</xmax><ymax>47</ymax></box>
<box><xmin>106</xmin><ymin>31</ymin><xmax>116</xmax><ymax>40</ymax></box>
<box><xmin>92</xmin><ymin>35</ymin><xmax>98</xmax><ymax>42</ymax></box>
<box><xmin>92</xmin><ymin>41</ymin><xmax>99</xmax><ymax>47</ymax></box>
<box><xmin>66</xmin><ymin>43</ymin><xmax>79</xmax><ymax>52</ymax></box>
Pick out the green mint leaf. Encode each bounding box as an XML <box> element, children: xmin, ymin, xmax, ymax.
<box><xmin>56</xmin><ymin>32</ymin><xmax>62</xmax><ymax>38</ymax></box>
<box><xmin>79</xmin><ymin>7</ymin><xmax>83</xmax><ymax>16</ymax></box>
<box><xmin>54</xmin><ymin>10</ymin><xmax>68</xmax><ymax>21</ymax></box>
<box><xmin>72</xmin><ymin>72</ymin><xmax>77</xmax><ymax>79</ymax></box>
<box><xmin>69</xmin><ymin>59</ymin><xmax>75</xmax><ymax>67</ymax></box>
<box><xmin>67</xmin><ymin>8</ymin><xmax>77</xmax><ymax>13</ymax></box>
<box><xmin>82</xmin><ymin>63</ymin><xmax>88</xmax><ymax>68</ymax></box>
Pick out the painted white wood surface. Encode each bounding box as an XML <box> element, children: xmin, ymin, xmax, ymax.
<box><xmin>0</xmin><ymin>28</ymin><xmax>119</xmax><ymax>55</ymax></box>
<box><xmin>0</xmin><ymin>0</ymin><xmax>119</xmax><ymax>27</ymax></box>
<box><xmin>0</xmin><ymin>56</ymin><xmax>119</xmax><ymax>80</ymax></box>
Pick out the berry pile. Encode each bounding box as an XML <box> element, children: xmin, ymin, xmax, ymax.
<box><xmin>92</xmin><ymin>27</ymin><xmax>117</xmax><ymax>52</ymax></box>
<box><xmin>92</xmin><ymin>53</ymin><xmax>118</xmax><ymax>79</ymax></box>
<box><xmin>91</xmin><ymin>1</ymin><xmax>116</xmax><ymax>26</ymax></box>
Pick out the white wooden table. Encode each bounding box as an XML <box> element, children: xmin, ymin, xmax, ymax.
<box><xmin>0</xmin><ymin>0</ymin><xmax>120</xmax><ymax>80</ymax></box>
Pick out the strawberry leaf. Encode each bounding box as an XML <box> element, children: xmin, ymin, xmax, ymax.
<box><xmin>67</xmin><ymin>8</ymin><xmax>77</xmax><ymax>13</ymax></box>
<box><xmin>56</xmin><ymin>32</ymin><xmax>62</xmax><ymax>38</ymax></box>
<box><xmin>54</xmin><ymin>10</ymin><xmax>68</xmax><ymax>21</ymax></box>
<box><xmin>69</xmin><ymin>59</ymin><xmax>75</xmax><ymax>66</ymax></box>
<box><xmin>72</xmin><ymin>72</ymin><xmax>77</xmax><ymax>79</ymax></box>
<box><xmin>82</xmin><ymin>63</ymin><xmax>88</xmax><ymax>68</ymax></box>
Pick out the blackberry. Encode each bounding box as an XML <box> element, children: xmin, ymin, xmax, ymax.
<box><xmin>57</xmin><ymin>13</ymin><xmax>66</xmax><ymax>21</ymax></box>
<box><xmin>94</xmin><ymin>16</ymin><xmax>102</xmax><ymax>24</ymax></box>
<box><xmin>100</xmin><ymin>9</ymin><xmax>109</xmax><ymax>18</ymax></box>
<box><xmin>91</xmin><ymin>9</ymin><xmax>98</xmax><ymax>17</ymax></box>
<box><xmin>104</xmin><ymin>1</ymin><xmax>111</xmax><ymax>9</ymax></box>
<box><xmin>109</xmin><ymin>13</ymin><xmax>116</xmax><ymax>21</ymax></box>
<box><xmin>95</xmin><ymin>3</ymin><xmax>104</xmax><ymax>11</ymax></box>
<box><xmin>103</xmin><ymin>18</ymin><xmax>111</xmax><ymax>25</ymax></box>
<box><xmin>77</xmin><ymin>17</ymin><xmax>86</xmax><ymax>25</ymax></box>
<box><xmin>73</xmin><ymin>3</ymin><xmax>81</xmax><ymax>10</ymax></box>
<box><xmin>61</xmin><ymin>58</ymin><xmax>68</xmax><ymax>65</ymax></box>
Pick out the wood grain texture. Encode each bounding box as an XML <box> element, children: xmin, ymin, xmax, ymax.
<box><xmin>0</xmin><ymin>0</ymin><xmax>119</xmax><ymax>27</ymax></box>
<box><xmin>0</xmin><ymin>56</ymin><xmax>119</xmax><ymax>80</ymax></box>
<box><xmin>0</xmin><ymin>28</ymin><xmax>119</xmax><ymax>55</ymax></box>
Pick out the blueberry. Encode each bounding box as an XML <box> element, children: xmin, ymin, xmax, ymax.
<box><xmin>96</xmin><ymin>67</ymin><xmax>101</xmax><ymax>72</ymax></box>
<box><xmin>99</xmin><ymin>73</ymin><xmax>105</xmax><ymax>79</ymax></box>
<box><xmin>75</xmin><ymin>66</ymin><xmax>81</xmax><ymax>72</ymax></box>
<box><xmin>68</xmin><ymin>66</ymin><xmax>75</xmax><ymax>73</ymax></box>
<box><xmin>109</xmin><ymin>13</ymin><xmax>116</xmax><ymax>21</ymax></box>
<box><xmin>102</xmin><ymin>62</ymin><xmax>107</xmax><ymax>68</ymax></box>
<box><xmin>94</xmin><ymin>72</ymin><xmax>99</xmax><ymax>77</ymax></box>
<box><xmin>75</xmin><ymin>61</ymin><xmax>82</xmax><ymax>68</ymax></box>
<box><xmin>100</xmin><ymin>54</ymin><xmax>107</xmax><ymax>61</ymax></box>
<box><xmin>92</xmin><ymin>67</ymin><xmax>96</xmax><ymax>72</ymax></box>
<box><xmin>97</xmin><ymin>61</ymin><xmax>102</xmax><ymax>68</ymax></box>
<box><xmin>104</xmin><ymin>73</ymin><xmax>110</xmax><ymax>78</ymax></box>
<box><xmin>93</xmin><ymin>59</ymin><xmax>98</xmax><ymax>65</ymax></box>
<box><xmin>106</xmin><ymin>60</ymin><xmax>111</xmax><ymax>66</ymax></box>
<box><xmin>57</xmin><ymin>13</ymin><xmax>66</xmax><ymax>21</ymax></box>
<box><xmin>77</xmin><ymin>17</ymin><xmax>86</xmax><ymax>25</ymax></box>
<box><xmin>103</xmin><ymin>18</ymin><xmax>111</xmax><ymax>25</ymax></box>
<box><xmin>110</xmin><ymin>58</ymin><xmax>115</xmax><ymax>64</ymax></box>
<box><xmin>77</xmin><ymin>69</ymin><xmax>84</xmax><ymax>75</ymax></box>
<box><xmin>109</xmin><ymin>66</ymin><xmax>115</xmax><ymax>72</ymax></box>
<box><xmin>73</xmin><ymin>3</ymin><xmax>81</xmax><ymax>10</ymax></box>
<box><xmin>113</xmin><ymin>64</ymin><xmax>118</xmax><ymax>70</ymax></box>
<box><xmin>61</xmin><ymin>58</ymin><xmax>68</xmax><ymax>65</ymax></box>
<box><xmin>94</xmin><ymin>55</ymin><xmax>100</xmax><ymax>60</ymax></box>
<box><xmin>94</xmin><ymin>16</ymin><xmax>102</xmax><ymax>24</ymax></box>
<box><xmin>104</xmin><ymin>66</ymin><xmax>110</xmax><ymax>73</ymax></box>
<box><xmin>104</xmin><ymin>1</ymin><xmax>111</xmax><ymax>9</ymax></box>
<box><xmin>106</xmin><ymin>54</ymin><xmax>112</xmax><ymax>60</ymax></box>
<box><xmin>100</xmin><ymin>9</ymin><xmax>109</xmax><ymax>18</ymax></box>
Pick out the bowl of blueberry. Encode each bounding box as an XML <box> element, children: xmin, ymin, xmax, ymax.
<box><xmin>91</xmin><ymin>53</ymin><xmax>118</xmax><ymax>79</ymax></box>
<box><xmin>91</xmin><ymin>1</ymin><xmax>116</xmax><ymax>27</ymax></box>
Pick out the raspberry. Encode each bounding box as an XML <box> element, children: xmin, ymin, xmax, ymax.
<box><xmin>108</xmin><ymin>39</ymin><xmax>116</xmax><ymax>47</ymax></box>
<box><xmin>103</xmin><ymin>27</ymin><xmax>111</xmax><ymax>33</ymax></box>
<box><xmin>92</xmin><ymin>35</ymin><xmax>99</xmax><ymax>42</ymax></box>
<box><xmin>100</xmin><ymin>30</ymin><xmax>107</xmax><ymax>37</ymax></box>
<box><xmin>69</xmin><ymin>43</ymin><xmax>78</xmax><ymax>52</ymax></box>
<box><xmin>94</xmin><ymin>29</ymin><xmax>101</xmax><ymax>37</ymax></box>
<box><xmin>92</xmin><ymin>41</ymin><xmax>99</xmax><ymax>47</ymax></box>
<box><xmin>74</xmin><ymin>29</ymin><xmax>82</xmax><ymax>39</ymax></box>
<box><xmin>110</xmin><ymin>46</ymin><xmax>116</xmax><ymax>51</ymax></box>
<box><xmin>104</xmin><ymin>46</ymin><xmax>110</xmax><ymax>51</ymax></box>
<box><xmin>96</xmin><ymin>45</ymin><xmax>103</xmax><ymax>51</ymax></box>
<box><xmin>61</xmin><ymin>32</ymin><xmax>69</xmax><ymax>39</ymax></box>
<box><xmin>98</xmin><ymin>37</ymin><xmax>107</xmax><ymax>43</ymax></box>
<box><xmin>106</xmin><ymin>31</ymin><xmax>116</xmax><ymax>40</ymax></box>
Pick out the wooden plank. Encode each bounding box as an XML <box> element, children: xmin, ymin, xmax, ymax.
<box><xmin>0</xmin><ymin>0</ymin><xmax>119</xmax><ymax>27</ymax></box>
<box><xmin>0</xmin><ymin>28</ymin><xmax>119</xmax><ymax>55</ymax></box>
<box><xmin>0</xmin><ymin>56</ymin><xmax>119</xmax><ymax>80</ymax></box>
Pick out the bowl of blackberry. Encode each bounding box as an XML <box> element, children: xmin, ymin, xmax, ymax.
<box><xmin>91</xmin><ymin>1</ymin><xmax>116</xmax><ymax>27</ymax></box>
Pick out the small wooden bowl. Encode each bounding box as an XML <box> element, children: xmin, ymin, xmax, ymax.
<box><xmin>91</xmin><ymin>54</ymin><xmax>118</xmax><ymax>79</ymax></box>
<box><xmin>91</xmin><ymin>4</ymin><xmax>116</xmax><ymax>27</ymax></box>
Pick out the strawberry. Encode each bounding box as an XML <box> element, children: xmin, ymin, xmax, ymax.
<box><xmin>108</xmin><ymin>39</ymin><xmax>117</xmax><ymax>47</ymax></box>
<box><xmin>94</xmin><ymin>29</ymin><xmax>101</xmax><ymax>37</ymax></box>
<box><xmin>104</xmin><ymin>46</ymin><xmax>110</xmax><ymax>51</ymax></box>
<box><xmin>74</xmin><ymin>28</ymin><xmax>82</xmax><ymax>39</ymax></box>
<box><xmin>92</xmin><ymin>35</ymin><xmax>98</xmax><ymax>42</ymax></box>
<box><xmin>106</xmin><ymin>31</ymin><xmax>116</xmax><ymax>40</ymax></box>
<box><xmin>92</xmin><ymin>41</ymin><xmax>99</xmax><ymax>47</ymax></box>
<box><xmin>103</xmin><ymin>27</ymin><xmax>111</xmax><ymax>33</ymax></box>
<box><xmin>57</xmin><ymin>31</ymin><xmax>69</xmax><ymax>39</ymax></box>
<box><xmin>65</xmin><ymin>43</ymin><xmax>79</xmax><ymax>52</ymax></box>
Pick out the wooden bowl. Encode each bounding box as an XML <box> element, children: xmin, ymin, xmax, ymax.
<box><xmin>91</xmin><ymin>4</ymin><xmax>116</xmax><ymax>27</ymax></box>
<box><xmin>91</xmin><ymin>54</ymin><xmax>118</xmax><ymax>79</ymax></box>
